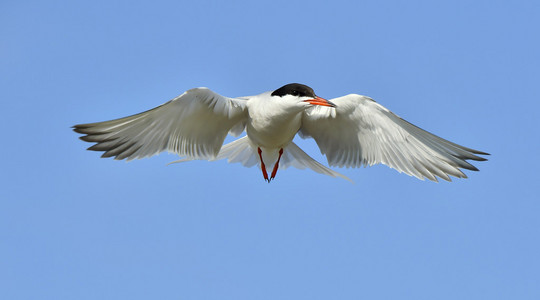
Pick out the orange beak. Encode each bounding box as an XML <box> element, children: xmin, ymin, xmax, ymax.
<box><xmin>304</xmin><ymin>96</ymin><xmax>336</xmax><ymax>107</ymax></box>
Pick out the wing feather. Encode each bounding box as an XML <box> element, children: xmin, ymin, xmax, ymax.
<box><xmin>300</xmin><ymin>94</ymin><xmax>488</xmax><ymax>181</ymax></box>
<box><xmin>73</xmin><ymin>88</ymin><xmax>248</xmax><ymax>160</ymax></box>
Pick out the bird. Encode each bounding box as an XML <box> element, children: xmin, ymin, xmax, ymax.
<box><xmin>73</xmin><ymin>83</ymin><xmax>488</xmax><ymax>182</ymax></box>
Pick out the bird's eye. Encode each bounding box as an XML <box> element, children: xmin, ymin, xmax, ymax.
<box><xmin>291</xmin><ymin>90</ymin><xmax>299</xmax><ymax>96</ymax></box>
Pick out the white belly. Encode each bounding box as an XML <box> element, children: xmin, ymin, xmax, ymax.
<box><xmin>246</xmin><ymin>112</ymin><xmax>302</xmax><ymax>148</ymax></box>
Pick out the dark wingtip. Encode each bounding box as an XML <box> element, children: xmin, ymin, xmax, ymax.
<box><xmin>100</xmin><ymin>153</ymin><xmax>112</xmax><ymax>158</ymax></box>
<box><xmin>466</xmin><ymin>149</ymin><xmax>490</xmax><ymax>162</ymax></box>
<box><xmin>471</xmin><ymin>152</ymin><xmax>489</xmax><ymax>162</ymax></box>
<box><xmin>73</xmin><ymin>125</ymin><xmax>91</xmax><ymax>134</ymax></box>
<box><xmin>465</xmin><ymin>165</ymin><xmax>480</xmax><ymax>172</ymax></box>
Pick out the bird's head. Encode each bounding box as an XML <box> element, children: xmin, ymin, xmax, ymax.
<box><xmin>271</xmin><ymin>83</ymin><xmax>336</xmax><ymax>109</ymax></box>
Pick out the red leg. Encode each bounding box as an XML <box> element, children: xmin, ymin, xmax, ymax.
<box><xmin>270</xmin><ymin>148</ymin><xmax>284</xmax><ymax>181</ymax></box>
<box><xmin>258</xmin><ymin>147</ymin><xmax>269</xmax><ymax>182</ymax></box>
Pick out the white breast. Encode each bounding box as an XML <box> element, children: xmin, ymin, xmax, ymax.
<box><xmin>246</xmin><ymin>93</ymin><xmax>304</xmax><ymax>148</ymax></box>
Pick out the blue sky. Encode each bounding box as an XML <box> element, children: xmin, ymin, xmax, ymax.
<box><xmin>1</xmin><ymin>0</ymin><xmax>539</xmax><ymax>299</ymax></box>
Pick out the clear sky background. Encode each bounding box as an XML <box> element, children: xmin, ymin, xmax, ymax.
<box><xmin>1</xmin><ymin>0</ymin><xmax>539</xmax><ymax>299</ymax></box>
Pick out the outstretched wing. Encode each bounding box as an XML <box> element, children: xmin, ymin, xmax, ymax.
<box><xmin>300</xmin><ymin>94</ymin><xmax>489</xmax><ymax>181</ymax></box>
<box><xmin>74</xmin><ymin>87</ymin><xmax>248</xmax><ymax>161</ymax></box>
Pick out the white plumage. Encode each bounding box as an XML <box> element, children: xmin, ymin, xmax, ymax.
<box><xmin>74</xmin><ymin>83</ymin><xmax>488</xmax><ymax>182</ymax></box>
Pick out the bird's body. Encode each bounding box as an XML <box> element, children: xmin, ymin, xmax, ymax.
<box><xmin>246</xmin><ymin>91</ymin><xmax>303</xmax><ymax>148</ymax></box>
<box><xmin>244</xmin><ymin>95</ymin><xmax>300</xmax><ymax>180</ymax></box>
<box><xmin>74</xmin><ymin>83</ymin><xmax>488</xmax><ymax>182</ymax></box>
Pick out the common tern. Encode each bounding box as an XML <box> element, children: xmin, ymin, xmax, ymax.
<box><xmin>73</xmin><ymin>83</ymin><xmax>488</xmax><ymax>182</ymax></box>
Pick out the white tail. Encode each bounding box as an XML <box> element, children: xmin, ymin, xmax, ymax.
<box><xmin>169</xmin><ymin>136</ymin><xmax>352</xmax><ymax>182</ymax></box>
<box><xmin>280</xmin><ymin>142</ymin><xmax>353</xmax><ymax>182</ymax></box>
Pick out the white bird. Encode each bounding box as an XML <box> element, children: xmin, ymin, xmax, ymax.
<box><xmin>73</xmin><ymin>83</ymin><xmax>488</xmax><ymax>182</ymax></box>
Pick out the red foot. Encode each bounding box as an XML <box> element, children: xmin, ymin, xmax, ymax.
<box><xmin>270</xmin><ymin>148</ymin><xmax>284</xmax><ymax>181</ymax></box>
<box><xmin>258</xmin><ymin>147</ymin><xmax>269</xmax><ymax>182</ymax></box>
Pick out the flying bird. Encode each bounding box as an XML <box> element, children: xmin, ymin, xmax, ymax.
<box><xmin>73</xmin><ymin>83</ymin><xmax>488</xmax><ymax>182</ymax></box>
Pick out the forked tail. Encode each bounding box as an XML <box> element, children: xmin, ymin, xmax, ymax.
<box><xmin>281</xmin><ymin>142</ymin><xmax>352</xmax><ymax>182</ymax></box>
<box><xmin>170</xmin><ymin>136</ymin><xmax>352</xmax><ymax>182</ymax></box>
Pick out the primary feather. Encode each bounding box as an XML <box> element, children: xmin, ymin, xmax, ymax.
<box><xmin>73</xmin><ymin>88</ymin><xmax>248</xmax><ymax>161</ymax></box>
<box><xmin>300</xmin><ymin>94</ymin><xmax>488</xmax><ymax>181</ymax></box>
